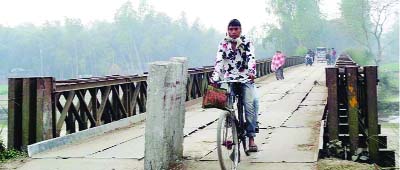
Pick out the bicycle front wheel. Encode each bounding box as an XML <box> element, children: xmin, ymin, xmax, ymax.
<box><xmin>217</xmin><ymin>112</ymin><xmax>239</xmax><ymax>170</ymax></box>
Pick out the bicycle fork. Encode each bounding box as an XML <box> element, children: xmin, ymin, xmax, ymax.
<box><xmin>237</xmin><ymin>101</ymin><xmax>250</xmax><ymax>157</ymax></box>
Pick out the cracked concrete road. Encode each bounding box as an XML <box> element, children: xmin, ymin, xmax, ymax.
<box><xmin>2</xmin><ymin>63</ymin><xmax>327</xmax><ymax>170</ymax></box>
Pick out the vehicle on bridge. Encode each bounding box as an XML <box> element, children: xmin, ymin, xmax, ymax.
<box><xmin>315</xmin><ymin>47</ymin><xmax>327</xmax><ymax>62</ymax></box>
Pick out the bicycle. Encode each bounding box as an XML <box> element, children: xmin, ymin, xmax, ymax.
<box><xmin>216</xmin><ymin>79</ymin><xmax>251</xmax><ymax>170</ymax></box>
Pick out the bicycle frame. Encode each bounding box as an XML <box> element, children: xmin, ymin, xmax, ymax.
<box><xmin>224</xmin><ymin>82</ymin><xmax>250</xmax><ymax>157</ymax></box>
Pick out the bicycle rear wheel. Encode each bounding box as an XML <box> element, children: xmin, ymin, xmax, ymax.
<box><xmin>217</xmin><ymin>112</ymin><xmax>239</xmax><ymax>170</ymax></box>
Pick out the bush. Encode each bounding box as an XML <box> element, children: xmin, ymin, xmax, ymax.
<box><xmin>343</xmin><ymin>48</ymin><xmax>375</xmax><ymax>66</ymax></box>
<box><xmin>0</xmin><ymin>149</ymin><xmax>27</xmax><ymax>162</ymax></box>
<box><xmin>0</xmin><ymin>128</ymin><xmax>27</xmax><ymax>162</ymax></box>
<box><xmin>294</xmin><ymin>46</ymin><xmax>308</xmax><ymax>56</ymax></box>
<box><xmin>0</xmin><ymin>85</ymin><xmax>7</xmax><ymax>95</ymax></box>
<box><xmin>378</xmin><ymin>101</ymin><xmax>399</xmax><ymax>115</ymax></box>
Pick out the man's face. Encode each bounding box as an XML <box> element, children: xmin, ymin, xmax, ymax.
<box><xmin>228</xmin><ymin>26</ymin><xmax>241</xmax><ymax>39</ymax></box>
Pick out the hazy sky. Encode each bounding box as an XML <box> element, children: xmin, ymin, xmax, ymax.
<box><xmin>0</xmin><ymin>0</ymin><xmax>341</xmax><ymax>33</ymax></box>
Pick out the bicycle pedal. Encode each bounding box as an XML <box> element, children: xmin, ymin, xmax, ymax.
<box><xmin>223</xmin><ymin>140</ymin><xmax>233</xmax><ymax>150</ymax></box>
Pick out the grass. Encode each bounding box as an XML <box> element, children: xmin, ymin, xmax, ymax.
<box><xmin>317</xmin><ymin>158</ymin><xmax>375</xmax><ymax>170</ymax></box>
<box><xmin>0</xmin><ymin>123</ymin><xmax>27</xmax><ymax>163</ymax></box>
<box><xmin>381</xmin><ymin>123</ymin><xmax>399</xmax><ymax>129</ymax></box>
<box><xmin>378</xmin><ymin>60</ymin><xmax>399</xmax><ymax>116</ymax></box>
<box><xmin>380</xmin><ymin>63</ymin><xmax>400</xmax><ymax>72</ymax></box>
<box><xmin>0</xmin><ymin>85</ymin><xmax>7</xmax><ymax>95</ymax></box>
<box><xmin>382</xmin><ymin>96</ymin><xmax>399</xmax><ymax>103</ymax></box>
<box><xmin>0</xmin><ymin>123</ymin><xmax>6</xmax><ymax>129</ymax></box>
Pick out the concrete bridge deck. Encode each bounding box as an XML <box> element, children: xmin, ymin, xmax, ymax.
<box><xmin>4</xmin><ymin>63</ymin><xmax>327</xmax><ymax>170</ymax></box>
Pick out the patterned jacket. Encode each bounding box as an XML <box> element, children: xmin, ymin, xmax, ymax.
<box><xmin>271</xmin><ymin>53</ymin><xmax>285</xmax><ymax>71</ymax></box>
<box><xmin>211</xmin><ymin>35</ymin><xmax>256</xmax><ymax>82</ymax></box>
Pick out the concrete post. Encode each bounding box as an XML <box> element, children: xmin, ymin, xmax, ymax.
<box><xmin>170</xmin><ymin>57</ymin><xmax>188</xmax><ymax>161</ymax></box>
<box><xmin>144</xmin><ymin>58</ymin><xmax>187</xmax><ymax>170</ymax></box>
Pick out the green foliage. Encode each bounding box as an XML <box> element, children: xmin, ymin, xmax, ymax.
<box><xmin>294</xmin><ymin>46</ymin><xmax>308</xmax><ymax>56</ymax></box>
<box><xmin>0</xmin><ymin>85</ymin><xmax>7</xmax><ymax>95</ymax></box>
<box><xmin>380</xmin><ymin>63</ymin><xmax>399</xmax><ymax>72</ymax></box>
<box><xmin>340</xmin><ymin>0</ymin><xmax>371</xmax><ymax>47</ymax></box>
<box><xmin>381</xmin><ymin>123</ymin><xmax>399</xmax><ymax>129</ymax></box>
<box><xmin>0</xmin><ymin>149</ymin><xmax>27</xmax><ymax>162</ymax></box>
<box><xmin>343</xmin><ymin>48</ymin><xmax>374</xmax><ymax>65</ymax></box>
<box><xmin>340</xmin><ymin>0</ymin><xmax>399</xmax><ymax>115</ymax></box>
<box><xmin>378</xmin><ymin>62</ymin><xmax>399</xmax><ymax>115</ymax></box>
<box><xmin>383</xmin><ymin>17</ymin><xmax>399</xmax><ymax>62</ymax></box>
<box><xmin>339</xmin><ymin>0</ymin><xmax>398</xmax><ymax>66</ymax></box>
<box><xmin>0</xmin><ymin>129</ymin><xmax>27</xmax><ymax>162</ymax></box>
<box><xmin>264</xmin><ymin>0</ymin><xmax>324</xmax><ymax>54</ymax></box>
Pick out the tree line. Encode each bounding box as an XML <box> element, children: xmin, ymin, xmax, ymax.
<box><xmin>0</xmin><ymin>2</ymin><xmax>224</xmax><ymax>80</ymax></box>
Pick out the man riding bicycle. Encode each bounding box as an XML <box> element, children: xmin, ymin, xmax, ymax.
<box><xmin>210</xmin><ymin>19</ymin><xmax>258</xmax><ymax>152</ymax></box>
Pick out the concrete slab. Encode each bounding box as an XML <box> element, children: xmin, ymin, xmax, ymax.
<box><xmin>304</xmin><ymin>92</ymin><xmax>327</xmax><ymax>101</ymax></box>
<box><xmin>184</xmin><ymin>108</ymin><xmax>220</xmax><ymax>129</ymax></box>
<box><xmin>199</xmin><ymin>128</ymin><xmax>275</xmax><ymax>161</ymax></box>
<box><xmin>283</xmin><ymin>106</ymin><xmax>325</xmax><ymax>128</ymax></box>
<box><xmin>183</xmin><ymin>107</ymin><xmax>222</xmax><ymax>137</ymax></box>
<box><xmin>15</xmin><ymin>158</ymin><xmax>144</xmax><ymax>170</ymax></box>
<box><xmin>183</xmin><ymin>127</ymin><xmax>218</xmax><ymax>160</ymax></box>
<box><xmin>28</xmin><ymin>114</ymin><xmax>146</xmax><ymax>157</ymax></box>
<box><xmin>89</xmin><ymin>136</ymin><xmax>145</xmax><ymax>159</ymax></box>
<box><xmin>33</xmin><ymin>123</ymin><xmax>145</xmax><ymax>158</ymax></box>
<box><xmin>184</xmin><ymin>160</ymin><xmax>316</xmax><ymax>170</ymax></box>
<box><xmin>258</xmin><ymin>110</ymin><xmax>292</xmax><ymax>128</ymax></box>
<box><xmin>311</xmin><ymin>85</ymin><xmax>328</xmax><ymax>93</ymax></box>
<box><xmin>300</xmin><ymin>100</ymin><xmax>326</xmax><ymax>106</ymax></box>
<box><xmin>252</xmin><ymin>127</ymin><xmax>318</xmax><ymax>163</ymax></box>
<box><xmin>260</xmin><ymin>93</ymin><xmax>283</xmax><ymax>102</ymax></box>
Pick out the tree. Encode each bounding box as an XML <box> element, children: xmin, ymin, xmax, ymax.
<box><xmin>340</xmin><ymin>0</ymin><xmax>399</xmax><ymax>65</ymax></box>
<box><xmin>114</xmin><ymin>1</ymin><xmax>141</xmax><ymax>73</ymax></box>
<box><xmin>369</xmin><ymin>0</ymin><xmax>399</xmax><ymax>64</ymax></box>
<box><xmin>64</xmin><ymin>18</ymin><xmax>84</xmax><ymax>77</ymax></box>
<box><xmin>382</xmin><ymin>14</ymin><xmax>399</xmax><ymax>60</ymax></box>
<box><xmin>340</xmin><ymin>0</ymin><xmax>372</xmax><ymax>51</ymax></box>
<box><xmin>0</xmin><ymin>1</ymin><xmax>225</xmax><ymax>82</ymax></box>
<box><xmin>264</xmin><ymin>0</ymin><xmax>324</xmax><ymax>54</ymax></box>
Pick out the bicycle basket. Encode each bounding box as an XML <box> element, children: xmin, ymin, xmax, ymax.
<box><xmin>202</xmin><ymin>85</ymin><xmax>228</xmax><ymax>109</ymax></box>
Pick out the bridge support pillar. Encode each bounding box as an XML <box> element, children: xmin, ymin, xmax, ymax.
<box><xmin>144</xmin><ymin>57</ymin><xmax>187</xmax><ymax>170</ymax></box>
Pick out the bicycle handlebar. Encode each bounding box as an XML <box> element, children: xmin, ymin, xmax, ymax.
<box><xmin>217</xmin><ymin>79</ymin><xmax>250</xmax><ymax>84</ymax></box>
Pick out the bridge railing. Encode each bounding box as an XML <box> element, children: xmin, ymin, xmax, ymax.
<box><xmin>8</xmin><ymin>56</ymin><xmax>304</xmax><ymax>150</ymax></box>
<box><xmin>324</xmin><ymin>54</ymin><xmax>394</xmax><ymax>167</ymax></box>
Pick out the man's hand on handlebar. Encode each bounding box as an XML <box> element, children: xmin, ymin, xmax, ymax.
<box><xmin>247</xmin><ymin>73</ymin><xmax>255</xmax><ymax>82</ymax></box>
<box><xmin>209</xmin><ymin>78</ymin><xmax>220</xmax><ymax>88</ymax></box>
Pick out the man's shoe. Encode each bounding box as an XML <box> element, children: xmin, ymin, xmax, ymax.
<box><xmin>248</xmin><ymin>144</ymin><xmax>258</xmax><ymax>152</ymax></box>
